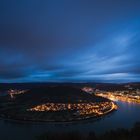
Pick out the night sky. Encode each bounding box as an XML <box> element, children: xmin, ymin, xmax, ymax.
<box><xmin>0</xmin><ymin>0</ymin><xmax>140</xmax><ymax>83</ymax></box>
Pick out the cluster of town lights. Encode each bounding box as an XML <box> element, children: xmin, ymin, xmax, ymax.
<box><xmin>8</xmin><ymin>89</ymin><xmax>27</xmax><ymax>99</ymax></box>
<box><xmin>27</xmin><ymin>102</ymin><xmax>117</xmax><ymax>116</ymax></box>
<box><xmin>96</xmin><ymin>92</ymin><xmax>140</xmax><ymax>104</ymax></box>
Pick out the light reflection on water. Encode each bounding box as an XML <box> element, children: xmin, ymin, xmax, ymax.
<box><xmin>0</xmin><ymin>101</ymin><xmax>140</xmax><ymax>140</ymax></box>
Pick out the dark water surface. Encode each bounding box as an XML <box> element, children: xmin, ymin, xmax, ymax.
<box><xmin>0</xmin><ymin>101</ymin><xmax>140</xmax><ymax>140</ymax></box>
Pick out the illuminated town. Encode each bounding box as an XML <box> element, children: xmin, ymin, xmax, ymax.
<box><xmin>8</xmin><ymin>89</ymin><xmax>28</xmax><ymax>99</ymax></box>
<box><xmin>95</xmin><ymin>90</ymin><xmax>140</xmax><ymax>104</ymax></box>
<box><xmin>28</xmin><ymin>101</ymin><xmax>117</xmax><ymax>117</ymax></box>
<box><xmin>81</xmin><ymin>85</ymin><xmax>140</xmax><ymax>104</ymax></box>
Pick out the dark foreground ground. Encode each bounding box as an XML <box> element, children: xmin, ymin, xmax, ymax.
<box><xmin>36</xmin><ymin>122</ymin><xmax>140</xmax><ymax>140</ymax></box>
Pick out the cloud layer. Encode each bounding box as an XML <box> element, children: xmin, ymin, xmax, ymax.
<box><xmin>0</xmin><ymin>0</ymin><xmax>140</xmax><ymax>83</ymax></box>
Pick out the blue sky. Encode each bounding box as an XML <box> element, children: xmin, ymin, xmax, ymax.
<box><xmin>0</xmin><ymin>0</ymin><xmax>140</xmax><ymax>83</ymax></box>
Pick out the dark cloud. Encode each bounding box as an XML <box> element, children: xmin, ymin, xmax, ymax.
<box><xmin>0</xmin><ymin>63</ymin><xmax>31</xmax><ymax>79</ymax></box>
<box><xmin>0</xmin><ymin>0</ymin><xmax>140</xmax><ymax>83</ymax></box>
